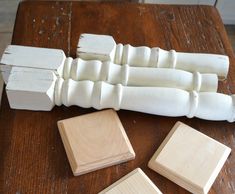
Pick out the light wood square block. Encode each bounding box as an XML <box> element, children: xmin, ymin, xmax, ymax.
<box><xmin>57</xmin><ymin>109</ymin><xmax>135</xmax><ymax>176</ymax></box>
<box><xmin>99</xmin><ymin>168</ymin><xmax>162</xmax><ymax>194</ymax></box>
<box><xmin>148</xmin><ymin>121</ymin><xmax>231</xmax><ymax>194</ymax></box>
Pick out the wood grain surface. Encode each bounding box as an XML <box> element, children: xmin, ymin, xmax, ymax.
<box><xmin>99</xmin><ymin>168</ymin><xmax>162</xmax><ymax>194</ymax></box>
<box><xmin>57</xmin><ymin>109</ymin><xmax>135</xmax><ymax>176</ymax></box>
<box><xmin>148</xmin><ymin>122</ymin><xmax>231</xmax><ymax>194</ymax></box>
<box><xmin>0</xmin><ymin>1</ymin><xmax>235</xmax><ymax>194</ymax></box>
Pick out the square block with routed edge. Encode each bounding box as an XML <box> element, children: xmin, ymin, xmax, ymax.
<box><xmin>99</xmin><ymin>168</ymin><xmax>162</xmax><ymax>194</ymax></box>
<box><xmin>57</xmin><ymin>109</ymin><xmax>135</xmax><ymax>176</ymax></box>
<box><xmin>148</xmin><ymin>121</ymin><xmax>231</xmax><ymax>194</ymax></box>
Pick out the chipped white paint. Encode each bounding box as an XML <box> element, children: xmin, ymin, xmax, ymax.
<box><xmin>77</xmin><ymin>33</ymin><xmax>229</xmax><ymax>79</ymax></box>
<box><xmin>0</xmin><ymin>45</ymin><xmax>66</xmax><ymax>83</ymax></box>
<box><xmin>6</xmin><ymin>67</ymin><xmax>57</xmax><ymax>111</ymax></box>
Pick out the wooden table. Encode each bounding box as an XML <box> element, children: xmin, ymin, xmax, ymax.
<box><xmin>1</xmin><ymin>1</ymin><xmax>235</xmax><ymax>194</ymax></box>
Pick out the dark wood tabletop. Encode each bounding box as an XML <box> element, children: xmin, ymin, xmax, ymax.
<box><xmin>1</xmin><ymin>1</ymin><xmax>235</xmax><ymax>194</ymax></box>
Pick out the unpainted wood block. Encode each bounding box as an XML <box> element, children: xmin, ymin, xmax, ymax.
<box><xmin>148</xmin><ymin>121</ymin><xmax>231</xmax><ymax>194</ymax></box>
<box><xmin>57</xmin><ymin>109</ymin><xmax>135</xmax><ymax>176</ymax></box>
<box><xmin>99</xmin><ymin>168</ymin><xmax>162</xmax><ymax>194</ymax></box>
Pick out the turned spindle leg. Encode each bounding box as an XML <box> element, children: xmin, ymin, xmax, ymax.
<box><xmin>5</xmin><ymin>67</ymin><xmax>235</xmax><ymax>122</ymax></box>
<box><xmin>64</xmin><ymin>58</ymin><xmax>218</xmax><ymax>92</ymax></box>
<box><xmin>77</xmin><ymin>33</ymin><xmax>229</xmax><ymax>79</ymax></box>
<box><xmin>0</xmin><ymin>45</ymin><xmax>219</xmax><ymax>92</ymax></box>
<box><xmin>54</xmin><ymin>78</ymin><xmax>235</xmax><ymax>122</ymax></box>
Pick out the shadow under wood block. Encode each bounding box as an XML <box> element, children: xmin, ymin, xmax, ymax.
<box><xmin>57</xmin><ymin>109</ymin><xmax>135</xmax><ymax>176</ymax></box>
<box><xmin>148</xmin><ymin>121</ymin><xmax>231</xmax><ymax>194</ymax></box>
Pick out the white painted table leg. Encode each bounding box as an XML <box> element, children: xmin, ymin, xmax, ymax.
<box><xmin>0</xmin><ymin>45</ymin><xmax>218</xmax><ymax>92</ymax></box>
<box><xmin>6</xmin><ymin>67</ymin><xmax>235</xmax><ymax>122</ymax></box>
<box><xmin>0</xmin><ymin>45</ymin><xmax>66</xmax><ymax>83</ymax></box>
<box><xmin>77</xmin><ymin>33</ymin><xmax>229</xmax><ymax>79</ymax></box>
<box><xmin>65</xmin><ymin>58</ymin><xmax>218</xmax><ymax>92</ymax></box>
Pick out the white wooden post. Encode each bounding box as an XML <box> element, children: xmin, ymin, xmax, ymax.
<box><xmin>0</xmin><ymin>45</ymin><xmax>66</xmax><ymax>83</ymax></box>
<box><xmin>77</xmin><ymin>33</ymin><xmax>229</xmax><ymax>79</ymax></box>
<box><xmin>0</xmin><ymin>45</ymin><xmax>218</xmax><ymax>92</ymax></box>
<box><xmin>6</xmin><ymin>67</ymin><xmax>235</xmax><ymax>122</ymax></box>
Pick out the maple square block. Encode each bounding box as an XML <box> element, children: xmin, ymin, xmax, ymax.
<box><xmin>57</xmin><ymin>109</ymin><xmax>135</xmax><ymax>176</ymax></box>
<box><xmin>148</xmin><ymin>121</ymin><xmax>231</xmax><ymax>194</ymax></box>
